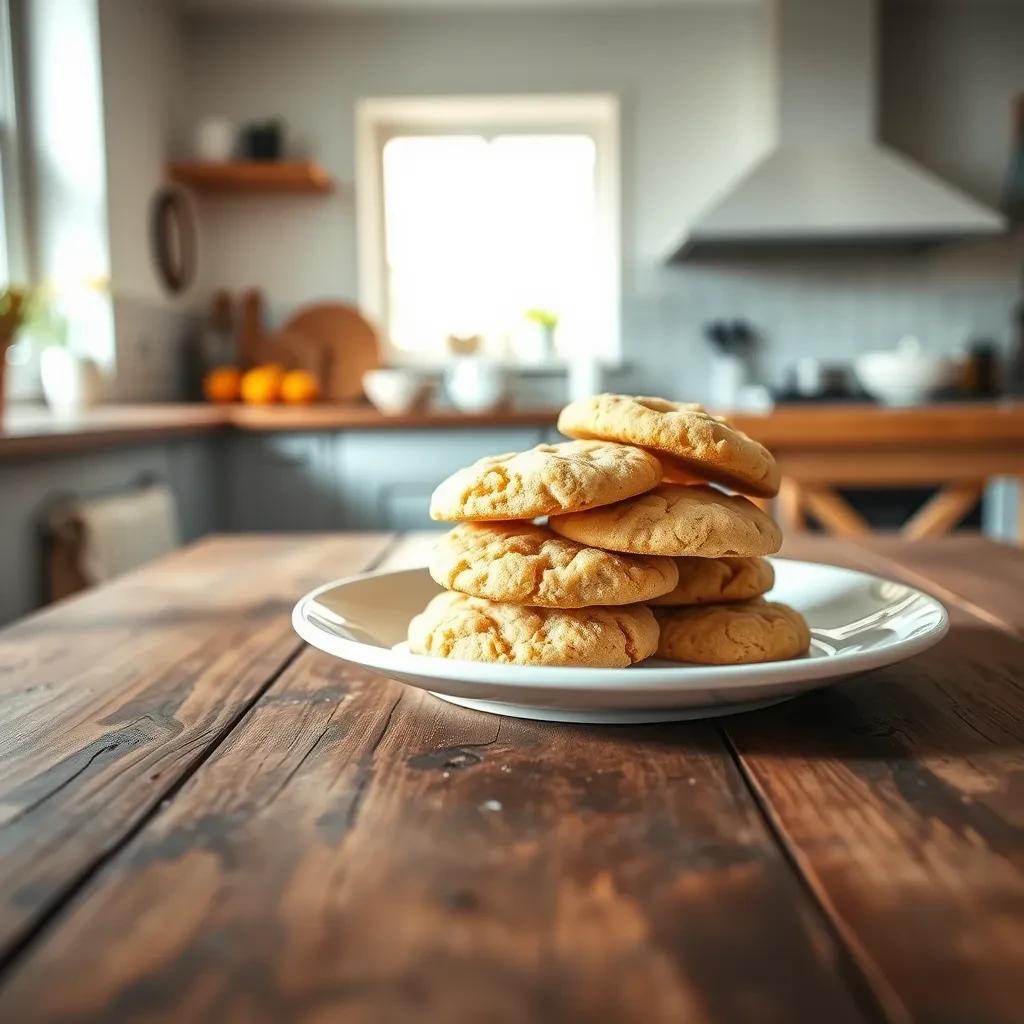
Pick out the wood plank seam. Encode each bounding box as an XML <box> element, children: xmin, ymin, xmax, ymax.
<box><xmin>723</xmin><ymin>536</ymin><xmax>1024</xmax><ymax>1023</ymax></box>
<box><xmin>717</xmin><ymin>726</ymin><xmax>911</xmax><ymax>1024</ymax></box>
<box><xmin>0</xmin><ymin>532</ymin><xmax>406</xmax><ymax>982</ymax></box>
<box><xmin>0</xmin><ymin>642</ymin><xmax>306</xmax><ymax>980</ymax></box>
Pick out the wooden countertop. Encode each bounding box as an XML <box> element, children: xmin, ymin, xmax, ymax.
<box><xmin>0</xmin><ymin>532</ymin><xmax>1021</xmax><ymax>1021</ymax></box>
<box><xmin>3</xmin><ymin>400</ymin><xmax>1024</xmax><ymax>460</ymax></box>
<box><xmin>0</xmin><ymin>404</ymin><xmax>227</xmax><ymax>459</ymax></box>
<box><xmin>730</xmin><ymin>400</ymin><xmax>1024</xmax><ymax>447</ymax></box>
<box><xmin>0</xmin><ymin>403</ymin><xmax>562</xmax><ymax>459</ymax></box>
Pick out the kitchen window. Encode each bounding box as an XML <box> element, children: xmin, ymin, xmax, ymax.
<box><xmin>356</xmin><ymin>95</ymin><xmax>620</xmax><ymax>365</ymax></box>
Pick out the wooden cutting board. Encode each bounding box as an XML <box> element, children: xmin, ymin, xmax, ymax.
<box><xmin>283</xmin><ymin>303</ymin><xmax>381</xmax><ymax>401</ymax></box>
<box><xmin>248</xmin><ymin>330</ymin><xmax>331</xmax><ymax>381</ymax></box>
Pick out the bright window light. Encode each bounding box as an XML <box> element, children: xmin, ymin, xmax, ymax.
<box><xmin>381</xmin><ymin>132</ymin><xmax>602</xmax><ymax>361</ymax></box>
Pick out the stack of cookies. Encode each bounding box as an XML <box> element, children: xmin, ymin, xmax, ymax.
<box><xmin>408</xmin><ymin>394</ymin><xmax>810</xmax><ymax>669</ymax></box>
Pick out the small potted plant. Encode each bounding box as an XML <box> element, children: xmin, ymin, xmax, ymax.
<box><xmin>524</xmin><ymin>308</ymin><xmax>559</xmax><ymax>364</ymax></box>
<box><xmin>0</xmin><ymin>288</ymin><xmax>30</xmax><ymax>422</ymax></box>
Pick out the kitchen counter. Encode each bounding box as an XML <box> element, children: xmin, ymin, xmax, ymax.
<box><xmin>4</xmin><ymin>399</ymin><xmax>1024</xmax><ymax>460</ymax></box>
<box><xmin>4</xmin><ymin>400</ymin><xmax>1023</xmax><ymax>539</ymax></box>
<box><xmin>0</xmin><ymin>531</ymin><xmax>1020</xmax><ymax>1021</ymax></box>
<box><xmin>0</xmin><ymin>403</ymin><xmax>563</xmax><ymax>459</ymax></box>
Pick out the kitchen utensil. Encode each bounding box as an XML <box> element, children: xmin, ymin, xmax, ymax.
<box><xmin>854</xmin><ymin>337</ymin><xmax>958</xmax><ymax>406</ymax></box>
<box><xmin>283</xmin><ymin>303</ymin><xmax>381</xmax><ymax>401</ymax></box>
<box><xmin>705</xmin><ymin>319</ymin><xmax>757</xmax><ymax>407</ymax></box>
<box><xmin>362</xmin><ymin>368</ymin><xmax>431</xmax><ymax>415</ymax></box>
<box><xmin>185</xmin><ymin>291</ymin><xmax>237</xmax><ymax>399</ymax></box>
<box><xmin>962</xmin><ymin>339</ymin><xmax>999</xmax><ymax>397</ymax></box>
<box><xmin>237</xmin><ymin>288</ymin><xmax>266</xmax><ymax>368</ymax></box>
<box><xmin>293</xmin><ymin>558</ymin><xmax>948</xmax><ymax>725</ymax></box>
<box><xmin>704</xmin><ymin>319</ymin><xmax>756</xmax><ymax>356</ymax></box>
<box><xmin>250</xmin><ymin>330</ymin><xmax>330</xmax><ymax>381</ymax></box>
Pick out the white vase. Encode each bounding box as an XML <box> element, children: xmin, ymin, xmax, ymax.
<box><xmin>708</xmin><ymin>354</ymin><xmax>750</xmax><ymax>410</ymax></box>
<box><xmin>444</xmin><ymin>358</ymin><xmax>506</xmax><ymax>413</ymax></box>
<box><xmin>41</xmin><ymin>347</ymin><xmax>100</xmax><ymax>418</ymax></box>
<box><xmin>567</xmin><ymin>356</ymin><xmax>604</xmax><ymax>402</ymax></box>
<box><xmin>195</xmin><ymin>117</ymin><xmax>236</xmax><ymax>162</ymax></box>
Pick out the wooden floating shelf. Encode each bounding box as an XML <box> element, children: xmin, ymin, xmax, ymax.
<box><xmin>167</xmin><ymin>160</ymin><xmax>335</xmax><ymax>194</ymax></box>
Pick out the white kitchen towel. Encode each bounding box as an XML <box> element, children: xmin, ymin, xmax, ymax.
<box><xmin>51</xmin><ymin>483</ymin><xmax>181</xmax><ymax>585</ymax></box>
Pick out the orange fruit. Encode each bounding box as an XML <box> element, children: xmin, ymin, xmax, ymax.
<box><xmin>240</xmin><ymin>364</ymin><xmax>285</xmax><ymax>404</ymax></box>
<box><xmin>202</xmin><ymin>366</ymin><xmax>242</xmax><ymax>403</ymax></box>
<box><xmin>280</xmin><ymin>369</ymin><xmax>320</xmax><ymax>404</ymax></box>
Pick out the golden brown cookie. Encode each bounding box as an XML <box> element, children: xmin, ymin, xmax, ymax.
<box><xmin>558</xmin><ymin>394</ymin><xmax>780</xmax><ymax>498</ymax></box>
<box><xmin>429</xmin><ymin>440</ymin><xmax>662</xmax><ymax>522</ymax></box>
<box><xmin>430</xmin><ymin>521</ymin><xmax>679</xmax><ymax>608</ymax></box>
<box><xmin>548</xmin><ymin>484</ymin><xmax>782</xmax><ymax>558</ymax></box>
<box><xmin>654</xmin><ymin>600</ymin><xmax>810</xmax><ymax>665</ymax></box>
<box><xmin>649</xmin><ymin>556</ymin><xmax>774</xmax><ymax>606</ymax></box>
<box><xmin>408</xmin><ymin>591</ymin><xmax>659</xmax><ymax>668</ymax></box>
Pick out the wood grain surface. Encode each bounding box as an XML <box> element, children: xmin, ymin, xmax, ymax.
<box><xmin>0</xmin><ymin>532</ymin><xmax>1021</xmax><ymax>1023</ymax></box>
<box><xmin>0</xmin><ymin>534</ymin><xmax>392</xmax><ymax>959</ymax></box>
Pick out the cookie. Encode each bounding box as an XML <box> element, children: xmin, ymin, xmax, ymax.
<box><xmin>654</xmin><ymin>600</ymin><xmax>810</xmax><ymax>665</ymax></box>
<box><xmin>430</xmin><ymin>521</ymin><xmax>679</xmax><ymax>608</ymax></box>
<box><xmin>408</xmin><ymin>591</ymin><xmax>659</xmax><ymax>668</ymax></box>
<box><xmin>649</xmin><ymin>556</ymin><xmax>774</xmax><ymax>607</ymax></box>
<box><xmin>429</xmin><ymin>440</ymin><xmax>662</xmax><ymax>522</ymax></box>
<box><xmin>558</xmin><ymin>394</ymin><xmax>780</xmax><ymax>498</ymax></box>
<box><xmin>549</xmin><ymin>484</ymin><xmax>782</xmax><ymax>558</ymax></box>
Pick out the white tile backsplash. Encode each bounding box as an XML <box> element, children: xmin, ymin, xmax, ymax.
<box><xmin>620</xmin><ymin>234</ymin><xmax>1021</xmax><ymax>400</ymax></box>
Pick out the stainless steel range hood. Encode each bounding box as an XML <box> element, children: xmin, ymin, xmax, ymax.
<box><xmin>672</xmin><ymin>0</ymin><xmax>1004</xmax><ymax>259</ymax></box>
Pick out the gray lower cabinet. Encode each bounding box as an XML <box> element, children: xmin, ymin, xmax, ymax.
<box><xmin>224</xmin><ymin>433</ymin><xmax>342</xmax><ymax>531</ymax></box>
<box><xmin>1</xmin><ymin>425</ymin><xmax>556</xmax><ymax>624</ymax></box>
<box><xmin>223</xmin><ymin>427</ymin><xmax>550</xmax><ymax>532</ymax></box>
<box><xmin>335</xmin><ymin>427</ymin><xmax>550</xmax><ymax>530</ymax></box>
<box><xmin>0</xmin><ymin>438</ymin><xmax>222</xmax><ymax>625</ymax></box>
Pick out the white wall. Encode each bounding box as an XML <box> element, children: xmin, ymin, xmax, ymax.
<box><xmin>183</xmin><ymin>6</ymin><xmax>767</xmax><ymax>324</ymax></box>
<box><xmin>99</xmin><ymin>0</ymin><xmax>196</xmax><ymax>400</ymax></box>
<box><xmin>100</xmin><ymin>0</ymin><xmax>188</xmax><ymax>306</ymax></box>
<box><xmin>180</xmin><ymin>0</ymin><xmax>1024</xmax><ymax>397</ymax></box>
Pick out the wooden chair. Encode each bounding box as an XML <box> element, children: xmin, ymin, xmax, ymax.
<box><xmin>774</xmin><ymin>477</ymin><xmax>985</xmax><ymax>539</ymax></box>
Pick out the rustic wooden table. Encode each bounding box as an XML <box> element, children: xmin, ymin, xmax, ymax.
<box><xmin>0</xmin><ymin>532</ymin><xmax>1021</xmax><ymax>1023</ymax></box>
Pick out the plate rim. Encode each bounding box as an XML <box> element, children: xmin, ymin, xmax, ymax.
<box><xmin>291</xmin><ymin>557</ymin><xmax>949</xmax><ymax>693</ymax></box>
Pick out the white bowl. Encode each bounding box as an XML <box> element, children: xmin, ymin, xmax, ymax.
<box><xmin>362</xmin><ymin>368</ymin><xmax>430</xmax><ymax>415</ymax></box>
<box><xmin>854</xmin><ymin>344</ymin><xmax>957</xmax><ymax>406</ymax></box>
<box><xmin>293</xmin><ymin>559</ymin><xmax>949</xmax><ymax>724</ymax></box>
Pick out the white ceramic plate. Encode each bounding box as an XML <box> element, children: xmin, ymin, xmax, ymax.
<box><xmin>292</xmin><ymin>559</ymin><xmax>948</xmax><ymax>724</ymax></box>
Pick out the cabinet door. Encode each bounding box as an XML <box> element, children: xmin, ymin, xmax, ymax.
<box><xmin>336</xmin><ymin>428</ymin><xmax>549</xmax><ymax>530</ymax></box>
<box><xmin>225</xmin><ymin>433</ymin><xmax>341</xmax><ymax>531</ymax></box>
<box><xmin>0</xmin><ymin>444</ymin><xmax>179</xmax><ymax>624</ymax></box>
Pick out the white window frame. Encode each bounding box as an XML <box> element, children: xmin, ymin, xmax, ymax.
<box><xmin>0</xmin><ymin>0</ymin><xmax>25</xmax><ymax>284</ymax></box>
<box><xmin>0</xmin><ymin>0</ymin><xmax>37</xmax><ymax>401</ymax></box>
<box><xmin>355</xmin><ymin>94</ymin><xmax>621</xmax><ymax>366</ymax></box>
